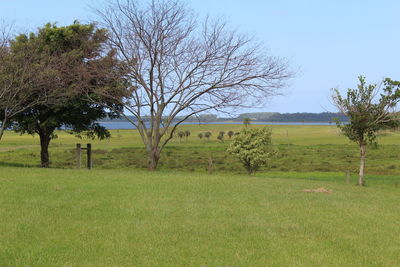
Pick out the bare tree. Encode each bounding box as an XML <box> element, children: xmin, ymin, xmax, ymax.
<box><xmin>94</xmin><ymin>0</ymin><xmax>292</xmax><ymax>170</ymax></box>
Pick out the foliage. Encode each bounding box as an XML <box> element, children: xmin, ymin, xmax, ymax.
<box><xmin>197</xmin><ymin>132</ymin><xmax>203</xmax><ymax>139</ymax></box>
<box><xmin>332</xmin><ymin>76</ymin><xmax>400</xmax><ymax>185</ymax></box>
<box><xmin>184</xmin><ymin>130</ymin><xmax>190</xmax><ymax>140</ymax></box>
<box><xmin>243</xmin><ymin>117</ymin><xmax>251</xmax><ymax>127</ymax></box>
<box><xmin>227</xmin><ymin>130</ymin><xmax>234</xmax><ymax>139</ymax></box>
<box><xmin>10</xmin><ymin>22</ymin><xmax>123</xmax><ymax>167</ymax></box>
<box><xmin>333</xmin><ymin>76</ymin><xmax>400</xmax><ymax>146</ymax></box>
<box><xmin>228</xmin><ymin>127</ymin><xmax>276</xmax><ymax>174</ymax></box>
<box><xmin>204</xmin><ymin>131</ymin><xmax>211</xmax><ymax>140</ymax></box>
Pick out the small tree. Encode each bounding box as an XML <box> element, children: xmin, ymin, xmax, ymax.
<box><xmin>217</xmin><ymin>133</ymin><xmax>224</xmax><ymax>143</ymax></box>
<box><xmin>198</xmin><ymin>132</ymin><xmax>203</xmax><ymax>140</ymax></box>
<box><xmin>228</xmin><ymin>127</ymin><xmax>276</xmax><ymax>175</ymax></box>
<box><xmin>243</xmin><ymin>117</ymin><xmax>251</xmax><ymax>127</ymax></box>
<box><xmin>227</xmin><ymin>130</ymin><xmax>234</xmax><ymax>139</ymax></box>
<box><xmin>184</xmin><ymin>130</ymin><xmax>191</xmax><ymax>141</ymax></box>
<box><xmin>204</xmin><ymin>131</ymin><xmax>211</xmax><ymax>141</ymax></box>
<box><xmin>332</xmin><ymin>76</ymin><xmax>400</xmax><ymax>186</ymax></box>
<box><xmin>177</xmin><ymin>131</ymin><xmax>185</xmax><ymax>142</ymax></box>
<box><xmin>219</xmin><ymin>131</ymin><xmax>225</xmax><ymax>137</ymax></box>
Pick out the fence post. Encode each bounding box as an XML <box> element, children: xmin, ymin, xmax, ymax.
<box><xmin>87</xmin><ymin>143</ymin><xmax>92</xmax><ymax>170</ymax></box>
<box><xmin>207</xmin><ymin>156</ymin><xmax>213</xmax><ymax>174</ymax></box>
<box><xmin>76</xmin><ymin>143</ymin><xmax>82</xmax><ymax>169</ymax></box>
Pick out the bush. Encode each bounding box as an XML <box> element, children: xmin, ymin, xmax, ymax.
<box><xmin>177</xmin><ymin>131</ymin><xmax>185</xmax><ymax>142</ymax></box>
<box><xmin>227</xmin><ymin>127</ymin><xmax>276</xmax><ymax>175</ymax></box>
<box><xmin>204</xmin><ymin>131</ymin><xmax>211</xmax><ymax>141</ymax></box>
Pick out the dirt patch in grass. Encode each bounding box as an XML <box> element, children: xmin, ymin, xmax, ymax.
<box><xmin>303</xmin><ymin>187</ymin><xmax>331</xmax><ymax>193</ymax></box>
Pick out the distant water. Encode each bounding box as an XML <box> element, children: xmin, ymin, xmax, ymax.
<box><xmin>99</xmin><ymin>121</ymin><xmax>334</xmax><ymax>130</ymax></box>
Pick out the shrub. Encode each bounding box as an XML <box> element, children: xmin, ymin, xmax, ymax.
<box><xmin>198</xmin><ymin>133</ymin><xmax>203</xmax><ymax>139</ymax></box>
<box><xmin>184</xmin><ymin>130</ymin><xmax>191</xmax><ymax>140</ymax></box>
<box><xmin>227</xmin><ymin>127</ymin><xmax>276</xmax><ymax>175</ymax></box>
<box><xmin>227</xmin><ymin>130</ymin><xmax>234</xmax><ymax>139</ymax></box>
<box><xmin>177</xmin><ymin>131</ymin><xmax>185</xmax><ymax>142</ymax></box>
<box><xmin>204</xmin><ymin>131</ymin><xmax>212</xmax><ymax>140</ymax></box>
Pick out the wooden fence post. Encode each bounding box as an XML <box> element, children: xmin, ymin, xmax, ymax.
<box><xmin>76</xmin><ymin>143</ymin><xmax>82</xmax><ymax>169</ymax></box>
<box><xmin>87</xmin><ymin>143</ymin><xmax>92</xmax><ymax>170</ymax></box>
<box><xmin>208</xmin><ymin>156</ymin><xmax>213</xmax><ymax>174</ymax></box>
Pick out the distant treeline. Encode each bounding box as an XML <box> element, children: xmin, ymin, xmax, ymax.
<box><xmin>100</xmin><ymin>112</ymin><xmax>348</xmax><ymax>123</ymax></box>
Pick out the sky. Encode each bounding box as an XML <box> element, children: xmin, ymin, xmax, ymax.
<box><xmin>0</xmin><ymin>0</ymin><xmax>399</xmax><ymax>113</ymax></box>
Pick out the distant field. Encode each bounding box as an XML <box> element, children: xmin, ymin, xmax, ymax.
<box><xmin>1</xmin><ymin>125</ymin><xmax>400</xmax><ymax>176</ymax></box>
<box><xmin>0</xmin><ymin>167</ymin><xmax>399</xmax><ymax>266</ymax></box>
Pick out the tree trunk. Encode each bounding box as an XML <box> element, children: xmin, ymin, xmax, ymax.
<box><xmin>148</xmin><ymin>147</ymin><xmax>160</xmax><ymax>171</ymax></box>
<box><xmin>0</xmin><ymin>119</ymin><xmax>7</xmax><ymax>141</ymax></box>
<box><xmin>358</xmin><ymin>143</ymin><xmax>366</xmax><ymax>186</ymax></box>
<box><xmin>39</xmin><ymin>133</ymin><xmax>51</xmax><ymax>168</ymax></box>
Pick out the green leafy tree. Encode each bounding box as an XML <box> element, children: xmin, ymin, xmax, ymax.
<box><xmin>243</xmin><ymin>117</ymin><xmax>251</xmax><ymax>127</ymax></box>
<box><xmin>177</xmin><ymin>131</ymin><xmax>185</xmax><ymax>142</ymax></box>
<box><xmin>227</xmin><ymin>130</ymin><xmax>234</xmax><ymax>139</ymax></box>
<box><xmin>198</xmin><ymin>132</ymin><xmax>203</xmax><ymax>140</ymax></box>
<box><xmin>217</xmin><ymin>134</ymin><xmax>224</xmax><ymax>143</ymax></box>
<box><xmin>0</xmin><ymin>22</ymin><xmax>56</xmax><ymax>140</ymax></box>
<box><xmin>11</xmin><ymin>22</ymin><xmax>123</xmax><ymax>167</ymax></box>
<box><xmin>184</xmin><ymin>130</ymin><xmax>191</xmax><ymax>141</ymax></box>
<box><xmin>204</xmin><ymin>131</ymin><xmax>212</xmax><ymax>141</ymax></box>
<box><xmin>228</xmin><ymin>127</ymin><xmax>276</xmax><ymax>175</ymax></box>
<box><xmin>332</xmin><ymin>76</ymin><xmax>400</xmax><ymax>186</ymax></box>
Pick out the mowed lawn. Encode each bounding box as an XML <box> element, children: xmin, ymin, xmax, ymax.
<box><xmin>0</xmin><ymin>167</ymin><xmax>399</xmax><ymax>266</ymax></box>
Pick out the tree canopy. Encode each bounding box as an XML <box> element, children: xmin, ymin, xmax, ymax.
<box><xmin>332</xmin><ymin>76</ymin><xmax>400</xmax><ymax>185</ymax></box>
<box><xmin>11</xmin><ymin>22</ymin><xmax>124</xmax><ymax>167</ymax></box>
<box><xmin>93</xmin><ymin>0</ymin><xmax>291</xmax><ymax>170</ymax></box>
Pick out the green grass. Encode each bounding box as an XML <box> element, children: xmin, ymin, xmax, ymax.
<box><xmin>0</xmin><ymin>167</ymin><xmax>399</xmax><ymax>266</ymax></box>
<box><xmin>1</xmin><ymin>125</ymin><xmax>400</xmax><ymax>176</ymax></box>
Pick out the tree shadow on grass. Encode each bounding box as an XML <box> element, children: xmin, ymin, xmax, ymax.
<box><xmin>0</xmin><ymin>161</ymin><xmax>37</xmax><ymax>168</ymax></box>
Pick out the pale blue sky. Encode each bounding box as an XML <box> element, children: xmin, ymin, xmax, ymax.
<box><xmin>1</xmin><ymin>0</ymin><xmax>399</xmax><ymax>113</ymax></box>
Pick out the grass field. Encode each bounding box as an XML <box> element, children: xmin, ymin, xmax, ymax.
<box><xmin>1</xmin><ymin>124</ymin><xmax>400</xmax><ymax>176</ymax></box>
<box><xmin>1</xmin><ymin>167</ymin><xmax>399</xmax><ymax>266</ymax></box>
<box><xmin>1</xmin><ymin>125</ymin><xmax>400</xmax><ymax>265</ymax></box>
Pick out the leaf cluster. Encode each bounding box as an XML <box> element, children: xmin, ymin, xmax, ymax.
<box><xmin>333</xmin><ymin>76</ymin><xmax>400</xmax><ymax>145</ymax></box>
<box><xmin>227</xmin><ymin>127</ymin><xmax>276</xmax><ymax>174</ymax></box>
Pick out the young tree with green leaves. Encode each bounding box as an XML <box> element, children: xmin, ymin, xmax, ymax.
<box><xmin>204</xmin><ymin>131</ymin><xmax>212</xmax><ymax>141</ymax></box>
<box><xmin>11</xmin><ymin>22</ymin><xmax>124</xmax><ymax>167</ymax></box>
<box><xmin>177</xmin><ymin>131</ymin><xmax>185</xmax><ymax>142</ymax></box>
<box><xmin>243</xmin><ymin>118</ymin><xmax>251</xmax><ymax>127</ymax></box>
<box><xmin>228</xmin><ymin>127</ymin><xmax>276</xmax><ymax>175</ymax></box>
<box><xmin>332</xmin><ymin>76</ymin><xmax>400</xmax><ymax>186</ymax></box>
<box><xmin>184</xmin><ymin>130</ymin><xmax>191</xmax><ymax>141</ymax></box>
